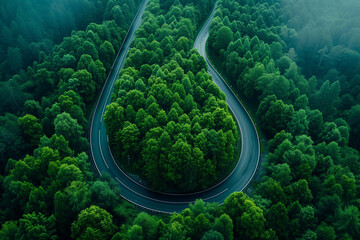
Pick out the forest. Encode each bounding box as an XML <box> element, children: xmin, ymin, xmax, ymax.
<box><xmin>0</xmin><ymin>0</ymin><xmax>106</xmax><ymax>81</ymax></box>
<box><xmin>0</xmin><ymin>0</ymin><xmax>359</xmax><ymax>239</ymax></box>
<box><xmin>207</xmin><ymin>0</ymin><xmax>360</xmax><ymax>239</ymax></box>
<box><xmin>104</xmin><ymin>0</ymin><xmax>238</xmax><ymax>192</ymax></box>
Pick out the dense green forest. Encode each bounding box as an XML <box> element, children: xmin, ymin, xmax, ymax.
<box><xmin>207</xmin><ymin>0</ymin><xmax>360</xmax><ymax>239</ymax></box>
<box><xmin>104</xmin><ymin>0</ymin><xmax>238</xmax><ymax>192</ymax></box>
<box><xmin>0</xmin><ymin>0</ymin><xmax>359</xmax><ymax>239</ymax></box>
<box><xmin>0</xmin><ymin>0</ymin><xmax>106</xmax><ymax>81</ymax></box>
<box><xmin>0</xmin><ymin>0</ymin><xmax>142</xmax><ymax>165</ymax></box>
<box><xmin>0</xmin><ymin>0</ymin><xmax>145</xmax><ymax>238</ymax></box>
<box><xmin>281</xmin><ymin>0</ymin><xmax>360</xmax><ymax>149</ymax></box>
<box><xmin>0</xmin><ymin>0</ymin><xmax>141</xmax><ymax>115</ymax></box>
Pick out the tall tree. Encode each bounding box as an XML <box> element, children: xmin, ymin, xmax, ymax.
<box><xmin>71</xmin><ymin>205</ymin><xmax>116</xmax><ymax>240</ymax></box>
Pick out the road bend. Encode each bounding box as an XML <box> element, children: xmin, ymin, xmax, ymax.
<box><xmin>90</xmin><ymin>0</ymin><xmax>260</xmax><ymax>213</ymax></box>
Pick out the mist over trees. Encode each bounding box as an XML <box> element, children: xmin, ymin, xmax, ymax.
<box><xmin>0</xmin><ymin>0</ymin><xmax>359</xmax><ymax>239</ymax></box>
<box><xmin>0</xmin><ymin>0</ymin><xmax>140</xmax><ymax>82</ymax></box>
<box><xmin>0</xmin><ymin>0</ymin><xmax>142</xmax><ymax>172</ymax></box>
<box><xmin>1</xmin><ymin>0</ymin><xmax>94</xmax><ymax>81</ymax></box>
<box><xmin>280</xmin><ymin>0</ymin><xmax>360</xmax><ymax>149</ymax></box>
<box><xmin>0</xmin><ymin>0</ymin><xmax>143</xmax><ymax>118</ymax></box>
<box><xmin>207</xmin><ymin>0</ymin><xmax>360</xmax><ymax>239</ymax></box>
<box><xmin>281</xmin><ymin>0</ymin><xmax>360</xmax><ymax>79</ymax></box>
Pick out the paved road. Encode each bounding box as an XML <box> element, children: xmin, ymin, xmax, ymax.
<box><xmin>90</xmin><ymin>0</ymin><xmax>260</xmax><ymax>213</ymax></box>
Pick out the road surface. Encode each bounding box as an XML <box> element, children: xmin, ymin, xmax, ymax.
<box><xmin>90</xmin><ymin>0</ymin><xmax>260</xmax><ymax>213</ymax></box>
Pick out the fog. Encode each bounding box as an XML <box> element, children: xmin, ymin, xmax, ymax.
<box><xmin>0</xmin><ymin>0</ymin><xmax>98</xmax><ymax>81</ymax></box>
<box><xmin>280</xmin><ymin>0</ymin><xmax>360</xmax><ymax>81</ymax></box>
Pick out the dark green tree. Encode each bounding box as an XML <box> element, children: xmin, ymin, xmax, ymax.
<box><xmin>71</xmin><ymin>205</ymin><xmax>116</xmax><ymax>240</ymax></box>
<box><xmin>213</xmin><ymin>26</ymin><xmax>234</xmax><ymax>51</ymax></box>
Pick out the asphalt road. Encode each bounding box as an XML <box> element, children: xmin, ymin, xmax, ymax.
<box><xmin>90</xmin><ymin>0</ymin><xmax>260</xmax><ymax>213</ymax></box>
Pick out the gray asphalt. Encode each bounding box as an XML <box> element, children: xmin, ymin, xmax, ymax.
<box><xmin>90</xmin><ymin>0</ymin><xmax>260</xmax><ymax>213</ymax></box>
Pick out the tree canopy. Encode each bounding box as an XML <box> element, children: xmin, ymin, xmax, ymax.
<box><xmin>104</xmin><ymin>0</ymin><xmax>238</xmax><ymax>192</ymax></box>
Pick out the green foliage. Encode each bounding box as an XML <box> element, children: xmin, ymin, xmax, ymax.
<box><xmin>0</xmin><ymin>221</ymin><xmax>18</xmax><ymax>240</ymax></box>
<box><xmin>316</xmin><ymin>222</ymin><xmax>336</xmax><ymax>240</ymax></box>
<box><xmin>105</xmin><ymin>0</ymin><xmax>237</xmax><ymax>192</ymax></box>
<box><xmin>0</xmin><ymin>114</ymin><xmax>26</xmax><ymax>167</ymax></box>
<box><xmin>223</xmin><ymin>192</ymin><xmax>269</xmax><ymax>239</ymax></box>
<box><xmin>208</xmin><ymin>1</ymin><xmax>360</xmax><ymax>240</ymax></box>
<box><xmin>213</xmin><ymin>214</ymin><xmax>233</xmax><ymax>240</ymax></box>
<box><xmin>127</xmin><ymin>225</ymin><xmax>143</xmax><ymax>240</ymax></box>
<box><xmin>0</xmin><ymin>1</ymin><xmax>85</xmax><ymax>80</ymax></box>
<box><xmin>213</xmin><ymin>26</ymin><xmax>234</xmax><ymax>51</ymax></box>
<box><xmin>16</xmin><ymin>212</ymin><xmax>57</xmax><ymax>240</ymax></box>
<box><xmin>54</xmin><ymin>112</ymin><xmax>88</xmax><ymax>153</ymax></box>
<box><xmin>100</xmin><ymin>41</ymin><xmax>116</xmax><ymax>71</ymax></box>
<box><xmin>71</xmin><ymin>205</ymin><xmax>116</xmax><ymax>240</ymax></box>
<box><xmin>72</xmin><ymin>69</ymin><xmax>95</xmax><ymax>103</ymax></box>
<box><xmin>266</xmin><ymin>202</ymin><xmax>288</xmax><ymax>239</ymax></box>
<box><xmin>1</xmin><ymin>1</ymin><xmax>360</xmax><ymax>240</ymax></box>
<box><xmin>345</xmin><ymin>105</ymin><xmax>360</xmax><ymax>148</ymax></box>
<box><xmin>133</xmin><ymin>212</ymin><xmax>159</xmax><ymax>240</ymax></box>
<box><xmin>256</xmin><ymin>95</ymin><xmax>294</xmax><ymax>137</ymax></box>
<box><xmin>0</xmin><ymin>78</ymin><xmax>28</xmax><ymax>114</ymax></box>
<box><xmin>282</xmin><ymin>0</ymin><xmax>360</xmax><ymax>79</ymax></box>
<box><xmin>0</xmin><ymin>1</ymin><xmax>142</xmax><ymax>238</ymax></box>
<box><xmin>17</xmin><ymin>114</ymin><xmax>44</xmax><ymax>148</ymax></box>
<box><xmin>202</xmin><ymin>230</ymin><xmax>224</xmax><ymax>240</ymax></box>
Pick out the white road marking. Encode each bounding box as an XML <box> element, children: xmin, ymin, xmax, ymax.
<box><xmin>203</xmin><ymin>188</ymin><xmax>228</xmax><ymax>200</ymax></box>
<box><xmin>99</xmin><ymin>129</ymin><xmax>109</xmax><ymax>169</ymax></box>
<box><xmin>115</xmin><ymin>177</ymin><xmax>195</xmax><ymax>204</ymax></box>
<box><xmin>90</xmin><ymin>0</ymin><xmax>260</xmax><ymax>212</ymax></box>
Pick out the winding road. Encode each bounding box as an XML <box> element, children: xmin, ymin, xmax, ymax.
<box><xmin>90</xmin><ymin>0</ymin><xmax>260</xmax><ymax>213</ymax></box>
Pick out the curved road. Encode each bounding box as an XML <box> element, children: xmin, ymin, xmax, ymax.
<box><xmin>90</xmin><ymin>0</ymin><xmax>260</xmax><ymax>213</ymax></box>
